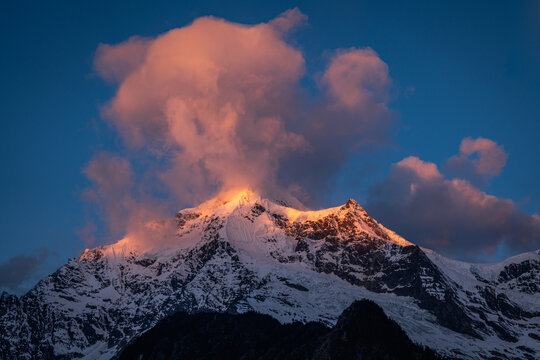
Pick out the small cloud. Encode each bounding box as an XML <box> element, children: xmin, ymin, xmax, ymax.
<box><xmin>403</xmin><ymin>86</ymin><xmax>415</xmax><ymax>98</ymax></box>
<box><xmin>268</xmin><ymin>7</ymin><xmax>308</xmax><ymax>34</ymax></box>
<box><xmin>322</xmin><ymin>47</ymin><xmax>391</xmax><ymax>113</ymax></box>
<box><xmin>0</xmin><ymin>249</ymin><xmax>54</xmax><ymax>294</ymax></box>
<box><xmin>397</xmin><ymin>156</ymin><xmax>443</xmax><ymax>181</ymax></box>
<box><xmin>94</xmin><ymin>36</ymin><xmax>152</xmax><ymax>83</ymax></box>
<box><xmin>445</xmin><ymin>137</ymin><xmax>508</xmax><ymax>184</ymax></box>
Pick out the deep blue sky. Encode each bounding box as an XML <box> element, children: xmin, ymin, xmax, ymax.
<box><xmin>1</xmin><ymin>1</ymin><xmax>540</xmax><ymax>290</ymax></box>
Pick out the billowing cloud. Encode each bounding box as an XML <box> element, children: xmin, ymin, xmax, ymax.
<box><xmin>367</xmin><ymin>155</ymin><xmax>540</xmax><ymax>260</ymax></box>
<box><xmin>92</xmin><ymin>8</ymin><xmax>394</xmax><ymax>213</ymax></box>
<box><xmin>95</xmin><ymin>10</ymin><xmax>309</xmax><ymax>203</ymax></box>
<box><xmin>445</xmin><ymin>137</ymin><xmax>508</xmax><ymax>184</ymax></box>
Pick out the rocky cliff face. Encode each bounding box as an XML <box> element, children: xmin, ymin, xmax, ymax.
<box><xmin>0</xmin><ymin>190</ymin><xmax>538</xmax><ymax>359</ymax></box>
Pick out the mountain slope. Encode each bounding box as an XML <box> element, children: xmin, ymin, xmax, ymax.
<box><xmin>117</xmin><ymin>300</ymin><xmax>443</xmax><ymax>360</ymax></box>
<box><xmin>0</xmin><ymin>190</ymin><xmax>538</xmax><ymax>359</ymax></box>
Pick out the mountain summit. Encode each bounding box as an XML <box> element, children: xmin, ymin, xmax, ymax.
<box><xmin>1</xmin><ymin>190</ymin><xmax>539</xmax><ymax>359</ymax></box>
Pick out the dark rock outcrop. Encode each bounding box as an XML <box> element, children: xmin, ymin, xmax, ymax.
<box><xmin>117</xmin><ymin>300</ymin><xmax>445</xmax><ymax>360</ymax></box>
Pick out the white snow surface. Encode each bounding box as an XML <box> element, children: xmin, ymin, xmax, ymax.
<box><xmin>1</xmin><ymin>189</ymin><xmax>539</xmax><ymax>360</ymax></box>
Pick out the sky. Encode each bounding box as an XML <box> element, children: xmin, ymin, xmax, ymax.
<box><xmin>1</xmin><ymin>0</ymin><xmax>540</xmax><ymax>294</ymax></box>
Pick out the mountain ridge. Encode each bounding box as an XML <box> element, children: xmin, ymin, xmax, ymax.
<box><xmin>1</xmin><ymin>189</ymin><xmax>539</xmax><ymax>359</ymax></box>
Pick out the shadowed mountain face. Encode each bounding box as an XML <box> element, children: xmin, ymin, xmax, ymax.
<box><xmin>117</xmin><ymin>300</ymin><xmax>444</xmax><ymax>360</ymax></box>
<box><xmin>0</xmin><ymin>190</ymin><xmax>539</xmax><ymax>359</ymax></box>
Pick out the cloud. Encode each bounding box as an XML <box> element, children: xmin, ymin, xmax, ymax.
<box><xmin>92</xmin><ymin>9</ymin><xmax>394</xmax><ymax>212</ymax></box>
<box><xmin>445</xmin><ymin>137</ymin><xmax>508</xmax><ymax>184</ymax></box>
<box><xmin>396</xmin><ymin>156</ymin><xmax>442</xmax><ymax>181</ymax></box>
<box><xmin>76</xmin><ymin>221</ymin><xmax>98</xmax><ymax>247</ymax></box>
<box><xmin>95</xmin><ymin>10</ymin><xmax>310</xmax><ymax>203</ymax></box>
<box><xmin>82</xmin><ymin>152</ymin><xmax>179</xmax><ymax>251</ymax></box>
<box><xmin>0</xmin><ymin>249</ymin><xmax>53</xmax><ymax>293</ymax></box>
<box><xmin>323</xmin><ymin>47</ymin><xmax>391</xmax><ymax>113</ymax></box>
<box><xmin>316</xmin><ymin>47</ymin><xmax>393</xmax><ymax>146</ymax></box>
<box><xmin>268</xmin><ymin>7</ymin><xmax>308</xmax><ymax>33</ymax></box>
<box><xmin>276</xmin><ymin>47</ymin><xmax>394</xmax><ymax>203</ymax></box>
<box><xmin>94</xmin><ymin>36</ymin><xmax>152</xmax><ymax>83</ymax></box>
<box><xmin>82</xmin><ymin>152</ymin><xmax>135</xmax><ymax>239</ymax></box>
<box><xmin>367</xmin><ymin>155</ymin><xmax>540</xmax><ymax>260</ymax></box>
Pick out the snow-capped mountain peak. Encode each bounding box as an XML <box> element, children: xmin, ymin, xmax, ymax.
<box><xmin>1</xmin><ymin>192</ymin><xmax>538</xmax><ymax>360</ymax></box>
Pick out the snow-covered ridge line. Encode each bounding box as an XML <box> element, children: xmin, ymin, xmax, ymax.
<box><xmin>1</xmin><ymin>189</ymin><xmax>538</xmax><ymax>360</ymax></box>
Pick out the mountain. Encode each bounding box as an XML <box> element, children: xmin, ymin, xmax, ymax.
<box><xmin>117</xmin><ymin>299</ymin><xmax>442</xmax><ymax>360</ymax></box>
<box><xmin>0</xmin><ymin>189</ymin><xmax>539</xmax><ymax>359</ymax></box>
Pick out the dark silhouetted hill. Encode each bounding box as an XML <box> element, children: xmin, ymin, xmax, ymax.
<box><xmin>117</xmin><ymin>299</ymin><xmax>446</xmax><ymax>360</ymax></box>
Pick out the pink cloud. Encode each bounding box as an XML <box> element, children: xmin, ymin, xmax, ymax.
<box><xmin>397</xmin><ymin>156</ymin><xmax>443</xmax><ymax>181</ymax></box>
<box><xmin>446</xmin><ymin>137</ymin><xmax>508</xmax><ymax>182</ymax></box>
<box><xmin>460</xmin><ymin>137</ymin><xmax>507</xmax><ymax>176</ymax></box>
<box><xmin>92</xmin><ymin>9</ymin><xmax>394</xmax><ymax>209</ymax></box>
<box><xmin>98</xmin><ymin>11</ymin><xmax>308</xmax><ymax>201</ymax></box>
<box><xmin>268</xmin><ymin>7</ymin><xmax>308</xmax><ymax>33</ymax></box>
<box><xmin>323</xmin><ymin>48</ymin><xmax>391</xmax><ymax>112</ymax></box>
<box><xmin>368</xmin><ymin>154</ymin><xmax>540</xmax><ymax>260</ymax></box>
<box><xmin>94</xmin><ymin>36</ymin><xmax>151</xmax><ymax>83</ymax></box>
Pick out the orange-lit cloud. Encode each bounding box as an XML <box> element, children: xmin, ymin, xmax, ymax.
<box><xmin>323</xmin><ymin>48</ymin><xmax>391</xmax><ymax>112</ymax></box>
<box><xmin>91</xmin><ymin>8</ymin><xmax>394</xmax><ymax>212</ymax></box>
<box><xmin>95</xmin><ymin>10</ymin><xmax>308</xmax><ymax>203</ymax></box>
<box><xmin>397</xmin><ymin>156</ymin><xmax>443</xmax><ymax>181</ymax></box>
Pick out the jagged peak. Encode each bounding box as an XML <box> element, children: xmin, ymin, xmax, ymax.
<box><xmin>344</xmin><ymin>198</ymin><xmax>360</xmax><ymax>208</ymax></box>
<box><xmin>341</xmin><ymin>198</ymin><xmax>368</xmax><ymax>215</ymax></box>
<box><xmin>81</xmin><ymin>190</ymin><xmax>415</xmax><ymax>263</ymax></box>
<box><xmin>175</xmin><ymin>190</ymin><xmax>415</xmax><ymax>246</ymax></box>
<box><xmin>77</xmin><ymin>237</ymin><xmax>139</xmax><ymax>262</ymax></box>
<box><xmin>182</xmin><ymin>190</ymin><xmax>368</xmax><ymax>219</ymax></box>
